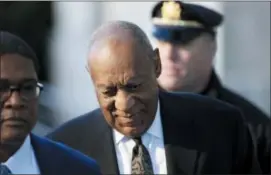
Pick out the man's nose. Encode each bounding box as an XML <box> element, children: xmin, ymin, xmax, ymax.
<box><xmin>115</xmin><ymin>91</ymin><xmax>135</xmax><ymax>112</ymax></box>
<box><xmin>162</xmin><ymin>44</ymin><xmax>178</xmax><ymax>61</ymax></box>
<box><xmin>3</xmin><ymin>91</ymin><xmax>26</xmax><ymax>109</ymax></box>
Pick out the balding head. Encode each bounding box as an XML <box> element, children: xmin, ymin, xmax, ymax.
<box><xmin>86</xmin><ymin>21</ymin><xmax>161</xmax><ymax>137</ymax></box>
<box><xmin>87</xmin><ymin>21</ymin><xmax>158</xmax><ymax>69</ymax></box>
<box><xmin>88</xmin><ymin>21</ymin><xmax>153</xmax><ymax>59</ymax></box>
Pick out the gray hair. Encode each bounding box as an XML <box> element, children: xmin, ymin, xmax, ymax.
<box><xmin>88</xmin><ymin>21</ymin><xmax>154</xmax><ymax>60</ymax></box>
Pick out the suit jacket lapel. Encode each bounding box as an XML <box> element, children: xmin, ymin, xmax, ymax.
<box><xmin>93</xmin><ymin>126</ymin><xmax>119</xmax><ymax>174</ymax></box>
<box><xmin>159</xmin><ymin>91</ymin><xmax>203</xmax><ymax>174</ymax></box>
<box><xmin>86</xmin><ymin>111</ymin><xmax>119</xmax><ymax>174</ymax></box>
<box><xmin>30</xmin><ymin>134</ymin><xmax>57</xmax><ymax>175</ymax></box>
<box><xmin>32</xmin><ymin>129</ymin><xmax>119</xmax><ymax>175</ymax></box>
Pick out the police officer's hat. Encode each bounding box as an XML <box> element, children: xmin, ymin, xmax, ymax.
<box><xmin>151</xmin><ymin>1</ymin><xmax>223</xmax><ymax>44</ymax></box>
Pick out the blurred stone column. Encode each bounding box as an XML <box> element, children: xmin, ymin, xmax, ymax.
<box><xmin>49</xmin><ymin>2</ymin><xmax>101</xmax><ymax>124</ymax></box>
<box><xmin>223</xmin><ymin>2</ymin><xmax>270</xmax><ymax>115</ymax></box>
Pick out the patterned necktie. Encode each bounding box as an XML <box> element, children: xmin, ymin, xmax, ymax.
<box><xmin>131</xmin><ymin>137</ymin><xmax>154</xmax><ymax>175</ymax></box>
<box><xmin>0</xmin><ymin>164</ymin><xmax>12</xmax><ymax>175</ymax></box>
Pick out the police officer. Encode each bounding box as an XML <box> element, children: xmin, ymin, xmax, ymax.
<box><xmin>150</xmin><ymin>1</ymin><xmax>270</xmax><ymax>173</ymax></box>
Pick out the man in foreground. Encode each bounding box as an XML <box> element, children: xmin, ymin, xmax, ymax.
<box><xmin>150</xmin><ymin>1</ymin><xmax>270</xmax><ymax>173</ymax></box>
<box><xmin>48</xmin><ymin>21</ymin><xmax>261</xmax><ymax>174</ymax></box>
<box><xmin>0</xmin><ymin>31</ymin><xmax>101</xmax><ymax>175</ymax></box>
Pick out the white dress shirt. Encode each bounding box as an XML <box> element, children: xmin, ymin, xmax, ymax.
<box><xmin>3</xmin><ymin>135</ymin><xmax>40</xmax><ymax>174</ymax></box>
<box><xmin>113</xmin><ymin>100</ymin><xmax>167</xmax><ymax>174</ymax></box>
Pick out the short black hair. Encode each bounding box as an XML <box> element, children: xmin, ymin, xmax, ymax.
<box><xmin>0</xmin><ymin>31</ymin><xmax>40</xmax><ymax>73</ymax></box>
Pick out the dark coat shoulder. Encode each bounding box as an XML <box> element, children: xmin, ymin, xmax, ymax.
<box><xmin>160</xmin><ymin>91</ymin><xmax>245</xmax><ymax>122</ymax></box>
<box><xmin>31</xmin><ymin>134</ymin><xmax>101</xmax><ymax>175</ymax></box>
<box><xmin>219</xmin><ymin>87</ymin><xmax>270</xmax><ymax>125</ymax></box>
<box><xmin>46</xmin><ymin>109</ymin><xmax>105</xmax><ymax>151</ymax></box>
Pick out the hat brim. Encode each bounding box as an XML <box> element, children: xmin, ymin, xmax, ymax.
<box><xmin>153</xmin><ymin>25</ymin><xmax>208</xmax><ymax>43</ymax></box>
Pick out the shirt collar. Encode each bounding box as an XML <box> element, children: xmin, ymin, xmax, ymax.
<box><xmin>113</xmin><ymin>99</ymin><xmax>162</xmax><ymax>144</ymax></box>
<box><xmin>146</xmin><ymin>99</ymin><xmax>162</xmax><ymax>139</ymax></box>
<box><xmin>3</xmin><ymin>135</ymin><xmax>33</xmax><ymax>172</ymax></box>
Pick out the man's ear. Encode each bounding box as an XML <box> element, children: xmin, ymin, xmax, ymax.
<box><xmin>210</xmin><ymin>37</ymin><xmax>217</xmax><ymax>60</ymax></box>
<box><xmin>85</xmin><ymin>65</ymin><xmax>90</xmax><ymax>73</ymax></box>
<box><xmin>153</xmin><ymin>48</ymin><xmax>161</xmax><ymax>78</ymax></box>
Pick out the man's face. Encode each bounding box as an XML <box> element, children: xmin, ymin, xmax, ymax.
<box><xmin>156</xmin><ymin>33</ymin><xmax>215</xmax><ymax>92</ymax></box>
<box><xmin>0</xmin><ymin>54</ymin><xmax>38</xmax><ymax>147</ymax></box>
<box><xmin>88</xmin><ymin>39</ymin><xmax>161</xmax><ymax>137</ymax></box>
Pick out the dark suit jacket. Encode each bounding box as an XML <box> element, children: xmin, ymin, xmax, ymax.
<box><xmin>47</xmin><ymin>91</ymin><xmax>261</xmax><ymax>174</ymax></box>
<box><xmin>30</xmin><ymin>134</ymin><xmax>101</xmax><ymax>175</ymax></box>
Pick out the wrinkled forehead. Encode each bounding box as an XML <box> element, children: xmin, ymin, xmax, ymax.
<box><xmin>89</xmin><ymin>51</ymin><xmax>153</xmax><ymax>85</ymax></box>
<box><xmin>90</xmin><ymin>39</ymin><xmax>151</xmax><ymax>68</ymax></box>
<box><xmin>90</xmin><ymin>60</ymin><xmax>150</xmax><ymax>86</ymax></box>
<box><xmin>0</xmin><ymin>54</ymin><xmax>37</xmax><ymax>82</ymax></box>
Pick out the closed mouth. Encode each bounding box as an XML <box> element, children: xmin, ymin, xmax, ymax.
<box><xmin>121</xmin><ymin>118</ymin><xmax>143</xmax><ymax>127</ymax></box>
<box><xmin>123</xmin><ymin>121</ymin><xmax>138</xmax><ymax>127</ymax></box>
<box><xmin>1</xmin><ymin>118</ymin><xmax>28</xmax><ymax>127</ymax></box>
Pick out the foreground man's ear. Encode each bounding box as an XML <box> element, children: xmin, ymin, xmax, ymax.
<box><xmin>85</xmin><ymin>65</ymin><xmax>90</xmax><ymax>73</ymax></box>
<box><xmin>153</xmin><ymin>48</ymin><xmax>161</xmax><ymax>78</ymax></box>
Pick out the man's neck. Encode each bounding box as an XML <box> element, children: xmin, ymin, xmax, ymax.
<box><xmin>189</xmin><ymin>71</ymin><xmax>213</xmax><ymax>94</ymax></box>
<box><xmin>0</xmin><ymin>142</ymin><xmax>24</xmax><ymax>163</ymax></box>
<box><xmin>178</xmin><ymin>78</ymin><xmax>211</xmax><ymax>94</ymax></box>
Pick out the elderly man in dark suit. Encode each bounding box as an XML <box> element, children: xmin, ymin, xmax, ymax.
<box><xmin>48</xmin><ymin>21</ymin><xmax>261</xmax><ymax>174</ymax></box>
<box><xmin>0</xmin><ymin>31</ymin><xmax>101</xmax><ymax>175</ymax></box>
<box><xmin>149</xmin><ymin>1</ymin><xmax>270</xmax><ymax>173</ymax></box>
